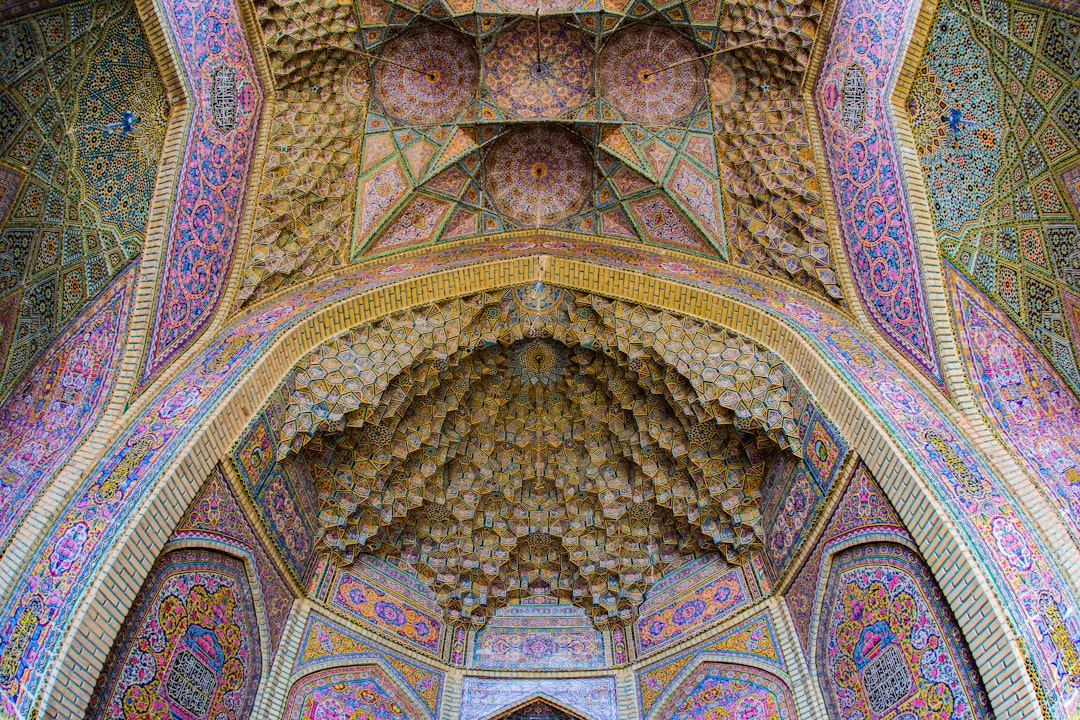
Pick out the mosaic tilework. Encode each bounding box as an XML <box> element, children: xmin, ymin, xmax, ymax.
<box><xmin>636</xmin><ymin>565</ymin><xmax>752</xmax><ymax>654</ymax></box>
<box><xmin>372</xmin><ymin>27</ymin><xmax>477</xmax><ymax>125</ymax></box>
<box><xmin>283</xmin><ymin>666</ymin><xmax>426</xmax><ymax>720</ymax></box>
<box><xmin>815</xmin><ymin>0</ymin><xmax>945</xmax><ymax>389</ymax></box>
<box><xmin>172</xmin><ymin>466</ymin><xmax>295</xmax><ymax>652</ymax></box>
<box><xmin>503</xmin><ymin>701</ymin><xmax>576</xmax><ymax>720</ymax></box>
<box><xmin>818</xmin><ymin>543</ymin><xmax>991</xmax><ymax>720</ymax></box>
<box><xmin>485</xmin><ymin>126</ymin><xmax>593</xmax><ymax>226</ymax></box>
<box><xmin>652</xmin><ymin>663</ymin><xmax>796</xmax><ymax>720</ymax></box>
<box><xmin>5</xmin><ymin>237</ymin><xmax>1080</xmax><ymax>717</ymax></box>
<box><xmin>137</xmin><ymin>0</ymin><xmax>263</xmax><ymax>390</ymax></box>
<box><xmin>0</xmin><ymin>261</ymin><xmax>134</xmax><ymax>550</ymax></box>
<box><xmin>597</xmin><ymin>25</ymin><xmax>704</xmax><ymax>126</ymax></box>
<box><xmin>473</xmin><ymin>603</ymin><xmax>605</xmax><ymax>670</ymax></box>
<box><xmin>86</xmin><ymin>550</ymin><xmax>262</xmax><ymax>720</ymax></box>
<box><xmin>911</xmin><ymin>0</ymin><xmax>1080</xmax><ymax>395</ymax></box>
<box><xmin>0</xmin><ymin>0</ymin><xmax>165</xmax><ymax>393</ymax></box>
<box><xmin>762</xmin><ymin>459</ymin><xmax>821</xmax><ymax>574</ymax></box>
<box><xmin>253</xmin><ymin>0</ymin><xmax>358</xmax><ymax>92</ymax></box>
<box><xmin>460</xmin><ymin>677</ymin><xmax>618</xmax><ymax>720</ymax></box>
<box><xmin>258</xmin><ymin>466</ymin><xmax>317</xmax><ymax>576</ymax></box>
<box><xmin>784</xmin><ymin>464</ymin><xmax>909</xmax><ymax>652</ymax></box>
<box><xmin>486</xmin><ymin>20</ymin><xmax>592</xmax><ymax>120</ymax></box>
<box><xmin>238</xmin><ymin>70</ymin><xmax>367</xmax><ymax>306</ymax></box>
<box><xmin>948</xmin><ymin>263</ymin><xmax>1080</xmax><ymax>543</ymax></box>
<box><xmin>716</xmin><ymin>97</ymin><xmax>842</xmax><ymax>299</ymax></box>
<box><xmin>244</xmin><ymin>0</ymin><xmax>839</xmax><ymax>292</ymax></box>
<box><xmin>230</xmin><ymin>399</ymin><xmax>318</xmax><ymax>579</ymax></box>
<box><xmin>294</xmin><ymin>612</ymin><xmax>443</xmax><ymax>718</ymax></box>
<box><xmin>637</xmin><ymin>611</ymin><xmax>784</xmax><ymax>716</ymax></box>
<box><xmin>761</xmin><ymin>405</ymin><xmax>847</xmax><ymax>573</ymax></box>
<box><xmin>322</xmin><ymin>566</ymin><xmax>444</xmax><ymax>656</ymax></box>
<box><xmin>1064</xmin><ymin>162</ymin><xmax>1080</xmax><ymax>218</ymax></box>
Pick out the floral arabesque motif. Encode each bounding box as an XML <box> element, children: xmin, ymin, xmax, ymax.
<box><xmin>86</xmin><ymin>550</ymin><xmax>261</xmax><ymax>720</ymax></box>
<box><xmin>372</xmin><ymin>26</ymin><xmax>478</xmax><ymax>125</ymax></box>
<box><xmin>815</xmin><ymin>0</ymin><xmax>944</xmax><ymax>389</ymax></box>
<box><xmin>820</xmin><ymin>543</ymin><xmax>991</xmax><ymax>720</ymax></box>
<box><xmin>485</xmin><ymin>19</ymin><xmax>593</xmax><ymax>120</ymax></box>
<box><xmin>137</xmin><ymin>0</ymin><xmax>263</xmax><ymax>390</ymax></box>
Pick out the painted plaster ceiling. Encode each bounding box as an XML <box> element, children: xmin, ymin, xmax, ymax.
<box><xmin>276</xmin><ymin>283</ymin><xmax>809</xmax><ymax>624</ymax></box>
<box><xmin>241</xmin><ymin>0</ymin><xmax>842</xmax><ymax>306</ymax></box>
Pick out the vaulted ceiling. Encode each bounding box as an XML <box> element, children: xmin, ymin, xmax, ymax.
<box><xmin>275</xmin><ymin>283</ymin><xmax>812</xmax><ymax>623</ymax></box>
<box><xmin>241</xmin><ymin>0</ymin><xmax>843</xmax><ymax>307</ymax></box>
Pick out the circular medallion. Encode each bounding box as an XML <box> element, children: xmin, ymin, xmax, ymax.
<box><xmin>372</xmin><ymin>27</ymin><xmax>478</xmax><ymax>124</ymax></box>
<box><xmin>485</xmin><ymin>19</ymin><xmax>593</xmax><ymax>119</ymax></box>
<box><xmin>343</xmin><ymin>62</ymin><xmax>371</xmax><ymax>105</ymax></box>
<box><xmin>708</xmin><ymin>59</ymin><xmax>738</xmax><ymax>106</ymax></box>
<box><xmin>485</xmin><ymin>125</ymin><xmax>592</xmax><ymax>226</ymax></box>
<box><xmin>598</xmin><ymin>26</ymin><xmax>705</xmax><ymax>125</ymax></box>
<box><xmin>497</xmin><ymin>0</ymin><xmax>579</xmax><ymax>14</ymax></box>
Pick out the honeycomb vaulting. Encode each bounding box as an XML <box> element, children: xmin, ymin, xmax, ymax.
<box><xmin>276</xmin><ymin>284</ymin><xmax>808</xmax><ymax>623</ymax></box>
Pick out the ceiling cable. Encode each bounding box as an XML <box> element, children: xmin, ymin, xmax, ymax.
<box><xmin>358</xmin><ymin>50</ymin><xmax>439</xmax><ymax>83</ymax></box>
<box><xmin>640</xmin><ymin>37</ymin><xmax>769</xmax><ymax>81</ymax></box>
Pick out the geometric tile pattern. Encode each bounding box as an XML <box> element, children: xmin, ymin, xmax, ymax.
<box><xmin>237</xmin><ymin>0</ymin><xmax>846</xmax><ymax>306</ymax></box>
<box><xmin>238</xmin><ymin>74</ymin><xmax>367</xmax><ymax>306</ymax></box>
<box><xmin>272</xmin><ymin>283</ymin><xmax>816</xmax><ymax>624</ymax></box>
<box><xmin>3</xmin><ymin>237</ymin><xmax>1078</xmax><ymax>715</ymax></box>
<box><xmin>349</xmin><ymin>17</ymin><xmax>735</xmax><ymax>261</ymax></box>
<box><xmin>912</xmin><ymin>0</ymin><xmax>1080</xmax><ymax>395</ymax></box>
<box><xmin>717</xmin><ymin>97</ymin><xmax>842</xmax><ymax>299</ymax></box>
<box><xmin>0</xmin><ymin>0</ymin><xmax>166</xmax><ymax>394</ymax></box>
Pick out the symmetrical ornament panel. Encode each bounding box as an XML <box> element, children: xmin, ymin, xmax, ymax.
<box><xmin>87</xmin><ymin>550</ymin><xmax>263</xmax><ymax>720</ymax></box>
<box><xmin>818</xmin><ymin>543</ymin><xmax>992</xmax><ymax>720</ymax></box>
<box><xmin>255</xmin><ymin>283</ymin><xmax>816</xmax><ymax>629</ymax></box>
<box><xmin>239</xmin><ymin>0</ymin><xmax>842</xmax><ymax>308</ymax></box>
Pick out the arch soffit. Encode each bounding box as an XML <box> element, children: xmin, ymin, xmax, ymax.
<box><xmin>644</xmin><ymin>659</ymin><xmax>797</xmax><ymax>720</ymax></box>
<box><xmin>282</xmin><ymin>661</ymin><xmax>431</xmax><ymax>720</ymax></box>
<box><xmin>33</xmin><ymin>248</ymin><xmax>1048</xmax><ymax>718</ymax></box>
<box><xmin>281</xmin><ymin>655</ymin><xmax>438</xmax><ymax>720</ymax></box>
<box><xmin>641</xmin><ymin>649</ymin><xmax>799</xmax><ymax>720</ymax></box>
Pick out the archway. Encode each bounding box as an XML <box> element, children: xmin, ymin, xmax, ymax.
<box><xmin>2</xmin><ymin>244</ymin><xmax>1067</xmax><ymax>718</ymax></box>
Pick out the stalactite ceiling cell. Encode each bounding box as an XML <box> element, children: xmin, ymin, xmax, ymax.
<box><xmin>242</xmin><ymin>0</ymin><xmax>841</xmax><ymax>306</ymax></box>
<box><xmin>276</xmin><ymin>284</ymin><xmax>810</xmax><ymax>625</ymax></box>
